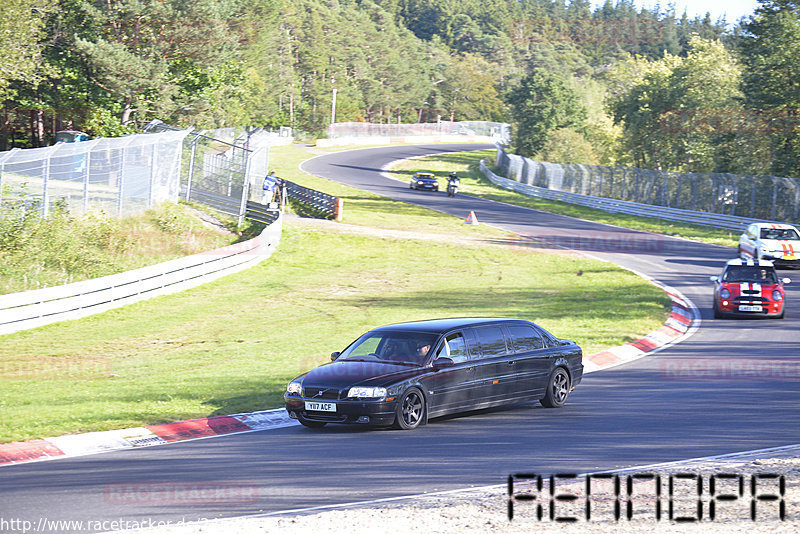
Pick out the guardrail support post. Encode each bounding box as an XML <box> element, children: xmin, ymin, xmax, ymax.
<box><xmin>185</xmin><ymin>133</ymin><xmax>201</xmax><ymax>202</ymax></box>
<box><xmin>148</xmin><ymin>142</ymin><xmax>158</xmax><ymax>208</ymax></box>
<box><xmin>83</xmin><ymin>146</ymin><xmax>92</xmax><ymax>213</ymax></box>
<box><xmin>237</xmin><ymin>146</ymin><xmax>252</xmax><ymax>227</ymax></box>
<box><xmin>117</xmin><ymin>142</ymin><xmax>128</xmax><ymax>217</ymax></box>
<box><xmin>42</xmin><ymin>151</ymin><xmax>51</xmax><ymax>217</ymax></box>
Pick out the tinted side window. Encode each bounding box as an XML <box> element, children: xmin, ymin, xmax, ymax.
<box><xmin>474</xmin><ymin>326</ymin><xmax>507</xmax><ymax>357</ymax></box>
<box><xmin>463</xmin><ymin>329</ymin><xmax>480</xmax><ymax>358</ymax></box>
<box><xmin>533</xmin><ymin>325</ymin><xmax>557</xmax><ymax>347</ymax></box>
<box><xmin>435</xmin><ymin>332</ymin><xmax>468</xmax><ymax>363</ymax></box>
<box><xmin>507</xmin><ymin>325</ymin><xmax>544</xmax><ymax>352</ymax></box>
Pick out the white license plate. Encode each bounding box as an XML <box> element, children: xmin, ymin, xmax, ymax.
<box><xmin>305</xmin><ymin>401</ymin><xmax>336</xmax><ymax>412</ymax></box>
<box><xmin>739</xmin><ymin>305</ymin><xmax>762</xmax><ymax>312</ymax></box>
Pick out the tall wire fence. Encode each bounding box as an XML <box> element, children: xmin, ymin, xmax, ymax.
<box><xmin>0</xmin><ymin>121</ymin><xmax>293</xmax><ymax>223</ymax></box>
<box><xmin>496</xmin><ymin>148</ymin><xmax>800</xmax><ymax>224</ymax></box>
<box><xmin>145</xmin><ymin>121</ymin><xmax>293</xmax><ymax>225</ymax></box>
<box><xmin>327</xmin><ymin>120</ymin><xmax>510</xmax><ymax>142</ymax></box>
<box><xmin>0</xmin><ymin>130</ymin><xmax>189</xmax><ymax>217</ymax></box>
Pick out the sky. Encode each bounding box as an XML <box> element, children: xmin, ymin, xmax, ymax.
<box><xmin>593</xmin><ymin>1</ymin><xmax>761</xmax><ymax>24</ymax></box>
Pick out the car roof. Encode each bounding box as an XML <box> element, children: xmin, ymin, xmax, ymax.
<box><xmin>372</xmin><ymin>317</ymin><xmax>534</xmax><ymax>334</ymax></box>
<box><xmin>724</xmin><ymin>258</ymin><xmax>775</xmax><ymax>268</ymax></box>
<box><xmin>414</xmin><ymin>172</ymin><xmax>435</xmax><ymax>178</ymax></box>
<box><xmin>751</xmin><ymin>223</ymin><xmax>797</xmax><ymax>230</ymax></box>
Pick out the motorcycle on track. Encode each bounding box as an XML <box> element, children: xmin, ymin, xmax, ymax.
<box><xmin>447</xmin><ymin>172</ymin><xmax>460</xmax><ymax>197</ymax></box>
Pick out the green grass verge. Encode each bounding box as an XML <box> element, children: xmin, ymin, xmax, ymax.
<box><xmin>385</xmin><ymin>149</ymin><xmax>740</xmax><ymax>249</ymax></box>
<box><xmin>0</xmin><ymin>202</ymin><xmax>245</xmax><ymax>295</ymax></box>
<box><xmin>0</xmin><ymin>222</ymin><xmax>670</xmax><ymax>443</ymax></box>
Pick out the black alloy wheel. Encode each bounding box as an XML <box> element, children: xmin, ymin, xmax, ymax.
<box><xmin>540</xmin><ymin>368</ymin><xmax>570</xmax><ymax>408</ymax></box>
<box><xmin>394</xmin><ymin>388</ymin><xmax>425</xmax><ymax>430</ymax></box>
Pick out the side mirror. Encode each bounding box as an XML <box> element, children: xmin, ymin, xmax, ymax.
<box><xmin>330</xmin><ymin>351</ymin><xmax>341</xmax><ymax>361</ymax></box>
<box><xmin>709</xmin><ymin>276</ymin><xmax>719</xmax><ymax>283</ymax></box>
<box><xmin>782</xmin><ymin>278</ymin><xmax>791</xmax><ymax>285</ymax></box>
<box><xmin>432</xmin><ymin>357</ymin><xmax>454</xmax><ymax>370</ymax></box>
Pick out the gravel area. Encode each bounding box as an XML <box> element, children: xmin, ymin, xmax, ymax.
<box><xmin>121</xmin><ymin>448</ymin><xmax>800</xmax><ymax>534</ymax></box>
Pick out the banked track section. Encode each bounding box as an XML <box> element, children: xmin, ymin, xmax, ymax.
<box><xmin>0</xmin><ymin>143</ymin><xmax>797</xmax><ymax>533</ymax></box>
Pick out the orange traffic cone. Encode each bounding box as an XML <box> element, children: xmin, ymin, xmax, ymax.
<box><xmin>464</xmin><ymin>211</ymin><xmax>479</xmax><ymax>225</ymax></box>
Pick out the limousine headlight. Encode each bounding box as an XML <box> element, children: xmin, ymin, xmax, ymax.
<box><xmin>347</xmin><ymin>387</ymin><xmax>387</xmax><ymax>399</ymax></box>
<box><xmin>286</xmin><ymin>381</ymin><xmax>302</xmax><ymax>396</ymax></box>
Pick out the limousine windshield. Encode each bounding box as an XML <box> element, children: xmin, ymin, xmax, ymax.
<box><xmin>338</xmin><ymin>330</ymin><xmax>440</xmax><ymax>365</ymax></box>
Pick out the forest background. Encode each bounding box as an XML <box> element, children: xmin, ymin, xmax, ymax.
<box><xmin>1</xmin><ymin>0</ymin><xmax>798</xmax><ymax>179</ymax></box>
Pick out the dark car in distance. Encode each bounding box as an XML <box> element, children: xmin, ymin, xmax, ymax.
<box><xmin>409</xmin><ymin>172</ymin><xmax>439</xmax><ymax>192</ymax></box>
<box><xmin>284</xmin><ymin>318</ymin><xmax>583</xmax><ymax>430</ymax></box>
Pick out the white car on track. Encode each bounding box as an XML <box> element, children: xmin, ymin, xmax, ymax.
<box><xmin>738</xmin><ymin>222</ymin><xmax>800</xmax><ymax>268</ymax></box>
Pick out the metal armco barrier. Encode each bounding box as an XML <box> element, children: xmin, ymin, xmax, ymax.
<box><xmin>0</xmin><ymin>216</ymin><xmax>282</xmax><ymax>336</ymax></box>
<box><xmin>495</xmin><ymin>147</ymin><xmax>800</xmax><ymax>225</ymax></box>
<box><xmin>480</xmin><ymin>161</ymin><xmax>790</xmax><ymax>232</ymax></box>
<box><xmin>245</xmin><ymin>200</ymin><xmax>280</xmax><ymax>225</ymax></box>
<box><xmin>284</xmin><ymin>180</ymin><xmax>342</xmax><ymax>220</ymax></box>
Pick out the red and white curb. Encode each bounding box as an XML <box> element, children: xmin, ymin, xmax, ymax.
<box><xmin>0</xmin><ymin>410</ymin><xmax>295</xmax><ymax>467</ymax></box>
<box><xmin>582</xmin><ymin>277</ymin><xmax>700</xmax><ymax>374</ymax></box>
<box><xmin>0</xmin><ymin>279</ymin><xmax>698</xmax><ymax>468</ymax></box>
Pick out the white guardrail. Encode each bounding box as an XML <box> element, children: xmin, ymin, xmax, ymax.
<box><xmin>0</xmin><ymin>215</ymin><xmax>282</xmax><ymax>336</ymax></box>
<box><xmin>480</xmin><ymin>161</ymin><xmax>787</xmax><ymax>232</ymax></box>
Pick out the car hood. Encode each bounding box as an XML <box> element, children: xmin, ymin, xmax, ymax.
<box><xmin>300</xmin><ymin>360</ymin><xmax>425</xmax><ymax>388</ymax></box>
<box><xmin>720</xmin><ymin>281</ymin><xmax>782</xmax><ymax>294</ymax></box>
<box><xmin>760</xmin><ymin>239</ymin><xmax>799</xmax><ymax>252</ymax></box>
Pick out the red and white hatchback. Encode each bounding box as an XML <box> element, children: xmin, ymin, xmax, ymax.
<box><xmin>711</xmin><ymin>259</ymin><xmax>791</xmax><ymax>319</ymax></box>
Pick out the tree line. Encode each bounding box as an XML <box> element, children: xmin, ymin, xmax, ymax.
<box><xmin>1</xmin><ymin>0</ymin><xmax>798</xmax><ymax>178</ymax></box>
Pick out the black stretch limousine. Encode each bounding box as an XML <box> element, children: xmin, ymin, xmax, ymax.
<box><xmin>284</xmin><ymin>317</ymin><xmax>583</xmax><ymax>430</ymax></box>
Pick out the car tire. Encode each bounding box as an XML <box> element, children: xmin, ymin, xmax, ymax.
<box><xmin>713</xmin><ymin>300</ymin><xmax>722</xmax><ymax>319</ymax></box>
<box><xmin>540</xmin><ymin>367</ymin><xmax>570</xmax><ymax>408</ymax></box>
<box><xmin>297</xmin><ymin>414</ymin><xmax>327</xmax><ymax>428</ymax></box>
<box><xmin>393</xmin><ymin>388</ymin><xmax>425</xmax><ymax>430</ymax></box>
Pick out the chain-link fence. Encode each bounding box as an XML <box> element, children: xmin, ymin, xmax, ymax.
<box><xmin>144</xmin><ymin>122</ymin><xmax>293</xmax><ymax>225</ymax></box>
<box><xmin>0</xmin><ymin>130</ymin><xmax>189</xmax><ymax>217</ymax></box>
<box><xmin>496</xmin><ymin>148</ymin><xmax>800</xmax><ymax>224</ymax></box>
<box><xmin>326</xmin><ymin>120</ymin><xmax>510</xmax><ymax>142</ymax></box>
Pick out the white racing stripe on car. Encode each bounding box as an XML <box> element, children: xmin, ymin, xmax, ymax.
<box><xmin>740</xmin><ymin>282</ymin><xmax>750</xmax><ymax>293</ymax></box>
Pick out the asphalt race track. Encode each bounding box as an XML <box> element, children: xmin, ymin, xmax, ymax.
<box><xmin>1</xmin><ymin>143</ymin><xmax>798</xmax><ymax>532</ymax></box>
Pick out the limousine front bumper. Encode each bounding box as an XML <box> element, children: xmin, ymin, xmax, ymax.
<box><xmin>285</xmin><ymin>395</ymin><xmax>397</xmax><ymax>426</ymax></box>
